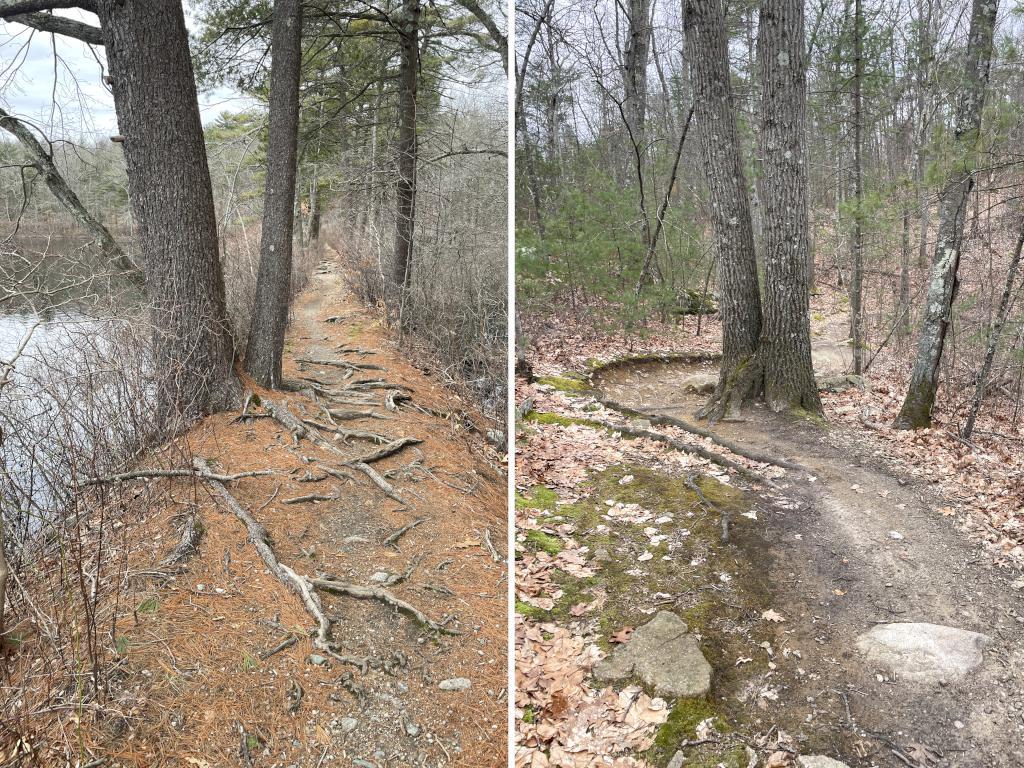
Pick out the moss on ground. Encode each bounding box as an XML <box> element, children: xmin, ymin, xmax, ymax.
<box><xmin>523</xmin><ymin>529</ymin><xmax>563</xmax><ymax>556</ymax></box>
<box><xmin>536</xmin><ymin>374</ymin><xmax>592</xmax><ymax>393</ymax></box>
<box><xmin>523</xmin><ymin>410</ymin><xmax>605</xmax><ymax>429</ymax></box>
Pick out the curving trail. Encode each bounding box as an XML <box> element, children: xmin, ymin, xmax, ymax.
<box><xmin>594</xmin><ymin>349</ymin><xmax>1024</xmax><ymax>767</ymax></box>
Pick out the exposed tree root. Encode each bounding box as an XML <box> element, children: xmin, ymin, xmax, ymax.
<box><xmin>348</xmin><ymin>461</ymin><xmax>406</xmax><ymax>503</ymax></box>
<box><xmin>302</xmin><ymin>417</ymin><xmax>392</xmax><ymax>444</ymax></box>
<box><xmin>328</xmin><ymin>408</ymin><xmax>390</xmax><ymax>421</ymax></box>
<box><xmin>597</xmin><ymin>419</ymin><xmax>776</xmax><ymax>488</ymax></box>
<box><xmin>281</xmin><ymin>492</ymin><xmax>339</xmax><ymax>505</ymax></box>
<box><xmin>352</xmin><ymin>437</ymin><xmax>422</xmax><ymax>464</ymax></box>
<box><xmin>296</xmin><ymin>356</ymin><xmax>383</xmax><ymax>371</ymax></box>
<box><xmin>310</xmin><ymin>578</ymin><xmax>459</xmax><ymax>635</ymax></box>
<box><xmin>383</xmin><ymin>517</ymin><xmax>427</xmax><ymax>548</ymax></box>
<box><xmin>482</xmin><ymin>527</ymin><xmax>504</xmax><ymax>563</ymax></box>
<box><xmin>160</xmin><ymin>511</ymin><xmax>204</xmax><ymax>567</ymax></box>
<box><xmin>82</xmin><ymin>467</ymin><xmax>275</xmax><ymax>486</ymax></box>
<box><xmin>599</xmin><ymin>397</ymin><xmax>807</xmax><ymax>472</ymax></box>
<box><xmin>194</xmin><ymin>457</ymin><xmax>334</xmax><ymax>649</ymax></box>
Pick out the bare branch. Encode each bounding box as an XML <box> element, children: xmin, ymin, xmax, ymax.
<box><xmin>7</xmin><ymin>11</ymin><xmax>102</xmax><ymax>44</ymax></box>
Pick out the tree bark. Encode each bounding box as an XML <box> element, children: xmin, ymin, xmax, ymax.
<box><xmin>393</xmin><ymin>0</ymin><xmax>420</xmax><ymax>294</ymax></box>
<box><xmin>245</xmin><ymin>0</ymin><xmax>302</xmax><ymax>388</ymax></box>
<box><xmin>756</xmin><ymin>0</ymin><xmax>822</xmax><ymax>415</ymax></box>
<box><xmin>684</xmin><ymin>0</ymin><xmax>763</xmax><ymax>419</ymax></box>
<box><xmin>849</xmin><ymin>0</ymin><xmax>865</xmax><ymax>374</ymax></box>
<box><xmin>0</xmin><ymin>107</ymin><xmax>138</xmax><ymax>280</ymax></box>
<box><xmin>96</xmin><ymin>0</ymin><xmax>238</xmax><ymax>430</ymax></box>
<box><xmin>622</xmin><ymin>0</ymin><xmax>651</xmax><ymax>148</ymax></box>
<box><xmin>896</xmin><ymin>0</ymin><xmax>999</xmax><ymax>429</ymax></box>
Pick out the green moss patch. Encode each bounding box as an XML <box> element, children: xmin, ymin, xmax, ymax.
<box><xmin>536</xmin><ymin>374</ymin><xmax>592</xmax><ymax>393</ymax></box>
<box><xmin>524</xmin><ymin>410</ymin><xmax>605</xmax><ymax>429</ymax></box>
<box><xmin>523</xmin><ymin>529</ymin><xmax>563</xmax><ymax>556</ymax></box>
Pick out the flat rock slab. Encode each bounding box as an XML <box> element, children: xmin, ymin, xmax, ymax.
<box><xmin>798</xmin><ymin>757</ymin><xmax>850</xmax><ymax>768</ymax></box>
<box><xmin>592</xmin><ymin>611</ymin><xmax>711</xmax><ymax>697</ymax></box>
<box><xmin>855</xmin><ymin>622</ymin><xmax>991</xmax><ymax>683</ymax></box>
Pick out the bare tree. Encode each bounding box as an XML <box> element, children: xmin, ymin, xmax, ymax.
<box><xmin>245</xmin><ymin>0</ymin><xmax>302</xmax><ymax>388</ymax></box>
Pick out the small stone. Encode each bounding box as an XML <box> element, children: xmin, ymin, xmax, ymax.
<box><xmin>438</xmin><ymin>677</ymin><xmax>472</xmax><ymax>691</ymax></box>
<box><xmin>954</xmin><ymin>720</ymin><xmax>965</xmax><ymax>729</ymax></box>
<box><xmin>798</xmin><ymin>757</ymin><xmax>850</xmax><ymax>768</ymax></box>
<box><xmin>307</xmin><ymin>654</ymin><xmax>328</xmax><ymax>666</ymax></box>
<box><xmin>592</xmin><ymin>611</ymin><xmax>711</xmax><ymax>697</ymax></box>
<box><xmin>369</xmin><ymin>571</ymin><xmax>392</xmax><ymax>584</ymax></box>
<box><xmin>667</xmin><ymin>751</ymin><xmax>685</xmax><ymax>768</ymax></box>
<box><xmin>338</xmin><ymin>717</ymin><xmax>358</xmax><ymax>733</ymax></box>
<box><xmin>405</xmin><ymin>720</ymin><xmax>421</xmax><ymax>737</ymax></box>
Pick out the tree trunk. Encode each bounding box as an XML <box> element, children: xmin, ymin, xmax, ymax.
<box><xmin>899</xmin><ymin>201</ymin><xmax>912</xmax><ymax>337</ymax></box>
<box><xmin>622</xmin><ymin>0</ymin><xmax>651</xmax><ymax>148</ymax></box>
<box><xmin>245</xmin><ymin>0</ymin><xmax>302</xmax><ymax>388</ymax></box>
<box><xmin>393</xmin><ymin>0</ymin><xmax>420</xmax><ymax>294</ymax></box>
<box><xmin>96</xmin><ymin>0</ymin><xmax>237</xmax><ymax>430</ymax></box>
<box><xmin>849</xmin><ymin>0</ymin><xmax>865</xmax><ymax>374</ymax></box>
<box><xmin>757</xmin><ymin>0</ymin><xmax>821</xmax><ymax>415</ymax></box>
<box><xmin>684</xmin><ymin>0</ymin><xmax>762</xmax><ymax>419</ymax></box>
<box><xmin>896</xmin><ymin>0</ymin><xmax>999</xmax><ymax>429</ymax></box>
<box><xmin>0</xmin><ymin>107</ymin><xmax>138</xmax><ymax>280</ymax></box>
<box><xmin>962</xmin><ymin>219</ymin><xmax>1024</xmax><ymax>440</ymax></box>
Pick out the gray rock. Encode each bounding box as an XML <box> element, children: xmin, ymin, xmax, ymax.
<box><xmin>816</xmin><ymin>374</ymin><xmax>866</xmax><ymax>393</ymax></box>
<box><xmin>592</xmin><ymin>611</ymin><xmax>712</xmax><ymax>697</ymax></box>
<box><xmin>369</xmin><ymin>571</ymin><xmax>393</xmax><ymax>584</ymax></box>
<box><xmin>438</xmin><ymin>677</ymin><xmax>472</xmax><ymax>691</ymax></box>
<box><xmin>798</xmin><ymin>757</ymin><xmax>850</xmax><ymax>768</ymax></box>
<box><xmin>338</xmin><ymin>717</ymin><xmax>358</xmax><ymax>733</ymax></box>
<box><xmin>855</xmin><ymin>622</ymin><xmax>991</xmax><ymax>683</ymax></box>
<box><xmin>666</xmin><ymin>751</ymin><xmax>685</xmax><ymax>768</ymax></box>
<box><xmin>405</xmin><ymin>720</ymin><xmax>421</xmax><ymax>737</ymax></box>
<box><xmin>307</xmin><ymin>654</ymin><xmax>328</xmax><ymax>666</ymax></box>
<box><xmin>680</xmin><ymin>373</ymin><xmax>718</xmax><ymax>395</ymax></box>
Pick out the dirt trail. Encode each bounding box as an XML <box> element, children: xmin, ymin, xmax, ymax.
<box><xmin>66</xmin><ymin>253</ymin><xmax>507</xmax><ymax>767</ymax></box>
<box><xmin>593</xmin><ymin>330</ymin><xmax>1024</xmax><ymax>766</ymax></box>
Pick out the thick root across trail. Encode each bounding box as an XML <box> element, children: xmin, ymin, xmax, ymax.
<box><xmin>27</xmin><ymin>256</ymin><xmax>507</xmax><ymax>767</ymax></box>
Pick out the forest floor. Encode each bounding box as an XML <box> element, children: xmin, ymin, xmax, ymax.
<box><xmin>515</xmin><ymin>298</ymin><xmax>1024</xmax><ymax>768</ymax></box>
<box><xmin>10</xmin><ymin>252</ymin><xmax>508</xmax><ymax>767</ymax></box>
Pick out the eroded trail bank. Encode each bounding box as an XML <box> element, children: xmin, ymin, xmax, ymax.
<box><xmin>516</xmin><ymin>352</ymin><xmax>1024</xmax><ymax>768</ymax></box>
<box><xmin>6</xmin><ymin>257</ymin><xmax>507</xmax><ymax>767</ymax></box>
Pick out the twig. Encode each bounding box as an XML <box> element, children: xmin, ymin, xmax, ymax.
<box><xmin>348</xmin><ymin>461</ymin><xmax>405</xmax><ymax>503</ymax></box>
<box><xmin>160</xmin><ymin>512</ymin><xmax>204</xmax><ymax>567</ymax></box>
<box><xmin>258</xmin><ymin>634</ymin><xmax>298</xmax><ymax>660</ymax></box>
<box><xmin>482</xmin><ymin>527</ymin><xmax>503</xmax><ymax>563</ymax></box>
<box><xmin>383</xmin><ymin>517</ymin><xmax>426</xmax><ymax>547</ymax></box>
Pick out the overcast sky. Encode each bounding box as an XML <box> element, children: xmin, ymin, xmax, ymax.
<box><xmin>0</xmin><ymin>6</ymin><xmax>253</xmax><ymax>141</ymax></box>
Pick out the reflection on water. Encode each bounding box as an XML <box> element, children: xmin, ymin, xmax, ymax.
<box><xmin>1</xmin><ymin>311</ymin><xmax>153</xmax><ymax>541</ymax></box>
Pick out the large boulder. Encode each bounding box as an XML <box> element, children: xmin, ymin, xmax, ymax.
<box><xmin>592</xmin><ymin>611</ymin><xmax>712</xmax><ymax>697</ymax></box>
<box><xmin>855</xmin><ymin>622</ymin><xmax>991</xmax><ymax>684</ymax></box>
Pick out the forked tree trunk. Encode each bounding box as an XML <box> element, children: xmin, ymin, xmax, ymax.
<box><xmin>393</xmin><ymin>0</ymin><xmax>420</xmax><ymax>294</ymax></box>
<box><xmin>684</xmin><ymin>0</ymin><xmax>762</xmax><ymax>419</ymax></box>
<box><xmin>757</xmin><ymin>0</ymin><xmax>822</xmax><ymax>415</ymax></box>
<box><xmin>97</xmin><ymin>0</ymin><xmax>237</xmax><ymax>430</ymax></box>
<box><xmin>896</xmin><ymin>0</ymin><xmax>998</xmax><ymax>429</ymax></box>
<box><xmin>245</xmin><ymin>0</ymin><xmax>302</xmax><ymax>388</ymax></box>
<box><xmin>0</xmin><ymin>106</ymin><xmax>138</xmax><ymax>280</ymax></box>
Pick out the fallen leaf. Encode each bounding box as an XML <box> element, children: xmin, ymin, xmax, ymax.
<box><xmin>610</xmin><ymin>626</ymin><xmax>634</xmax><ymax>644</ymax></box>
<box><xmin>762</xmin><ymin>609</ymin><xmax>785</xmax><ymax>623</ymax></box>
